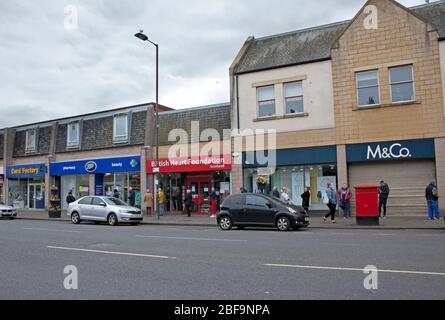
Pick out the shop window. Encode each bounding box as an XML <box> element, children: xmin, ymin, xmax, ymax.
<box><xmin>356</xmin><ymin>70</ymin><xmax>380</xmax><ymax>107</ymax></box>
<box><xmin>284</xmin><ymin>81</ymin><xmax>304</xmax><ymax>114</ymax></box>
<box><xmin>25</xmin><ymin>129</ymin><xmax>37</xmax><ymax>153</ymax></box>
<box><xmin>257</xmin><ymin>86</ymin><xmax>276</xmax><ymax>117</ymax></box>
<box><xmin>389</xmin><ymin>65</ymin><xmax>415</xmax><ymax>103</ymax></box>
<box><xmin>67</xmin><ymin>122</ymin><xmax>80</xmax><ymax>148</ymax></box>
<box><xmin>113</xmin><ymin>114</ymin><xmax>129</xmax><ymax>143</ymax></box>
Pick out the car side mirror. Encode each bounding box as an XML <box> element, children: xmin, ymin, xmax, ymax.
<box><xmin>100</xmin><ymin>203</ymin><xmax>107</xmax><ymax>207</ymax></box>
<box><xmin>266</xmin><ymin>203</ymin><xmax>272</xmax><ymax>208</ymax></box>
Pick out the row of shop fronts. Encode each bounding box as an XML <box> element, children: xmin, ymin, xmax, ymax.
<box><xmin>2</xmin><ymin>138</ymin><xmax>437</xmax><ymax>215</ymax></box>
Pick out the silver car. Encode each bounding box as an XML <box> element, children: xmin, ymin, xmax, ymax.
<box><xmin>0</xmin><ymin>201</ymin><xmax>17</xmax><ymax>220</ymax></box>
<box><xmin>67</xmin><ymin>196</ymin><xmax>143</xmax><ymax>226</ymax></box>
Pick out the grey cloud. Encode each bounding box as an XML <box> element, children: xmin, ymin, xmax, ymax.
<box><xmin>0</xmin><ymin>0</ymin><xmax>428</xmax><ymax>127</ymax></box>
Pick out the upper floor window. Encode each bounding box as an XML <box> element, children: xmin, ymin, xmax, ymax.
<box><xmin>284</xmin><ymin>81</ymin><xmax>304</xmax><ymax>114</ymax></box>
<box><xmin>113</xmin><ymin>114</ymin><xmax>128</xmax><ymax>142</ymax></box>
<box><xmin>389</xmin><ymin>65</ymin><xmax>415</xmax><ymax>103</ymax></box>
<box><xmin>257</xmin><ymin>86</ymin><xmax>276</xmax><ymax>117</ymax></box>
<box><xmin>25</xmin><ymin>129</ymin><xmax>37</xmax><ymax>152</ymax></box>
<box><xmin>67</xmin><ymin>122</ymin><xmax>80</xmax><ymax>148</ymax></box>
<box><xmin>356</xmin><ymin>70</ymin><xmax>380</xmax><ymax>107</ymax></box>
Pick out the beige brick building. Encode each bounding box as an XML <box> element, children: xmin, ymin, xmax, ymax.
<box><xmin>230</xmin><ymin>0</ymin><xmax>445</xmax><ymax>215</ymax></box>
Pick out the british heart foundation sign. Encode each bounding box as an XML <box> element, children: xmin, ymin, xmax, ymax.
<box><xmin>146</xmin><ymin>155</ymin><xmax>232</xmax><ymax>174</ymax></box>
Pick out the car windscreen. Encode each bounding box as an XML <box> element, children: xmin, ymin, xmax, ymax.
<box><xmin>104</xmin><ymin>198</ymin><xmax>128</xmax><ymax>206</ymax></box>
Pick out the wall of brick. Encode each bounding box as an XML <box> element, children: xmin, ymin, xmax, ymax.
<box><xmin>435</xmin><ymin>138</ymin><xmax>445</xmax><ymax>214</ymax></box>
<box><xmin>331</xmin><ymin>0</ymin><xmax>445</xmax><ymax>145</ymax></box>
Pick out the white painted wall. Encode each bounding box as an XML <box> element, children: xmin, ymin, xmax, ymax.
<box><xmin>235</xmin><ymin>60</ymin><xmax>335</xmax><ymax>133</ymax></box>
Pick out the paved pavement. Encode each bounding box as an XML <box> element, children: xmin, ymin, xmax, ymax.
<box><xmin>14</xmin><ymin>209</ymin><xmax>445</xmax><ymax>230</ymax></box>
<box><xmin>0</xmin><ymin>219</ymin><xmax>444</xmax><ymax>300</ymax></box>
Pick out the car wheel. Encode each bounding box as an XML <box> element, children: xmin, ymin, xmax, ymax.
<box><xmin>107</xmin><ymin>213</ymin><xmax>118</xmax><ymax>226</ymax></box>
<box><xmin>71</xmin><ymin>212</ymin><xmax>81</xmax><ymax>224</ymax></box>
<box><xmin>276</xmin><ymin>216</ymin><xmax>290</xmax><ymax>231</ymax></box>
<box><xmin>219</xmin><ymin>216</ymin><xmax>232</xmax><ymax>230</ymax></box>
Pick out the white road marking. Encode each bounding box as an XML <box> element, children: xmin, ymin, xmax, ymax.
<box><xmin>47</xmin><ymin>246</ymin><xmax>176</xmax><ymax>259</ymax></box>
<box><xmin>135</xmin><ymin>235</ymin><xmax>247</xmax><ymax>242</ymax></box>
<box><xmin>321</xmin><ymin>242</ymin><xmax>359</xmax><ymax>246</ymax></box>
<box><xmin>23</xmin><ymin>227</ymin><xmax>83</xmax><ymax>234</ymax></box>
<box><xmin>264</xmin><ymin>264</ymin><xmax>445</xmax><ymax>277</ymax></box>
<box><xmin>330</xmin><ymin>233</ymin><xmax>356</xmax><ymax>236</ymax></box>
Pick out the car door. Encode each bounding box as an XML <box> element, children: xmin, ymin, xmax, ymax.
<box><xmin>91</xmin><ymin>197</ymin><xmax>108</xmax><ymax>221</ymax></box>
<box><xmin>77</xmin><ymin>197</ymin><xmax>94</xmax><ymax>219</ymax></box>
<box><xmin>227</xmin><ymin>194</ymin><xmax>245</xmax><ymax>223</ymax></box>
<box><xmin>244</xmin><ymin>195</ymin><xmax>276</xmax><ymax>225</ymax></box>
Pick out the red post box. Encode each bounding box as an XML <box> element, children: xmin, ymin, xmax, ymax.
<box><xmin>354</xmin><ymin>185</ymin><xmax>380</xmax><ymax>226</ymax></box>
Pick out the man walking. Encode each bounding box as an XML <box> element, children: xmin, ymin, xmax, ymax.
<box><xmin>378</xmin><ymin>180</ymin><xmax>390</xmax><ymax>218</ymax></box>
<box><xmin>323</xmin><ymin>182</ymin><xmax>338</xmax><ymax>223</ymax></box>
<box><xmin>425</xmin><ymin>181</ymin><xmax>440</xmax><ymax>220</ymax></box>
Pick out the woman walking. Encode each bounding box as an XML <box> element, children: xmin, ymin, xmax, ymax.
<box><xmin>280</xmin><ymin>187</ymin><xmax>290</xmax><ymax>204</ymax></box>
<box><xmin>338</xmin><ymin>184</ymin><xmax>352</xmax><ymax>218</ymax></box>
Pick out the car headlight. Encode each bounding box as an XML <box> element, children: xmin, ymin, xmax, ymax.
<box><xmin>287</xmin><ymin>207</ymin><xmax>296</xmax><ymax>214</ymax></box>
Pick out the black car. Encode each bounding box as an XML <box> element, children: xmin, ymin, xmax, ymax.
<box><xmin>217</xmin><ymin>193</ymin><xmax>309</xmax><ymax>231</ymax></box>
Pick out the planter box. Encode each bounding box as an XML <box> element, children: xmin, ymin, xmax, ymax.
<box><xmin>48</xmin><ymin>210</ymin><xmax>62</xmax><ymax>218</ymax></box>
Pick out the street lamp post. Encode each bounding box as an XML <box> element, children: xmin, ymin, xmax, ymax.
<box><xmin>135</xmin><ymin>30</ymin><xmax>160</xmax><ymax>219</ymax></box>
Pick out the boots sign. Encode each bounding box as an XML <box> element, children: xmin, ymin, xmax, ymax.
<box><xmin>346</xmin><ymin>139</ymin><xmax>435</xmax><ymax>162</ymax></box>
<box><xmin>367</xmin><ymin>143</ymin><xmax>411</xmax><ymax>160</ymax></box>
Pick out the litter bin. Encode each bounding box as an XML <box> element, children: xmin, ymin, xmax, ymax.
<box><xmin>354</xmin><ymin>185</ymin><xmax>379</xmax><ymax>226</ymax></box>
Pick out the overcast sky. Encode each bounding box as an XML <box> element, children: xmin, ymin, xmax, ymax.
<box><xmin>0</xmin><ymin>0</ymin><xmax>428</xmax><ymax>127</ymax></box>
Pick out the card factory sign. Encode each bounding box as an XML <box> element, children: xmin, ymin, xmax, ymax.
<box><xmin>146</xmin><ymin>155</ymin><xmax>232</xmax><ymax>174</ymax></box>
<box><xmin>346</xmin><ymin>139</ymin><xmax>435</xmax><ymax>162</ymax></box>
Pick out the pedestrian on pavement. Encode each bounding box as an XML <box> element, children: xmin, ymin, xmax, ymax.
<box><xmin>143</xmin><ymin>189</ymin><xmax>153</xmax><ymax>216</ymax></box>
<box><xmin>240</xmin><ymin>187</ymin><xmax>247</xmax><ymax>193</ymax></box>
<box><xmin>280</xmin><ymin>187</ymin><xmax>290</xmax><ymax>204</ymax></box>
<box><xmin>425</xmin><ymin>181</ymin><xmax>441</xmax><ymax>220</ymax></box>
<box><xmin>272</xmin><ymin>187</ymin><xmax>280</xmax><ymax>199</ymax></box>
<box><xmin>184</xmin><ymin>189</ymin><xmax>193</xmax><ymax>217</ymax></box>
<box><xmin>172</xmin><ymin>186</ymin><xmax>179</xmax><ymax>211</ymax></box>
<box><xmin>323</xmin><ymin>182</ymin><xmax>338</xmax><ymax>223</ymax></box>
<box><xmin>113</xmin><ymin>189</ymin><xmax>120</xmax><ymax>199</ymax></box>
<box><xmin>158</xmin><ymin>188</ymin><xmax>165</xmax><ymax>217</ymax></box>
<box><xmin>128</xmin><ymin>187</ymin><xmax>135</xmax><ymax>207</ymax></box>
<box><xmin>66</xmin><ymin>191</ymin><xmax>76</xmax><ymax>205</ymax></box>
<box><xmin>210</xmin><ymin>187</ymin><xmax>218</xmax><ymax>217</ymax></box>
<box><xmin>301</xmin><ymin>187</ymin><xmax>311</xmax><ymax>214</ymax></box>
<box><xmin>378</xmin><ymin>180</ymin><xmax>390</xmax><ymax>218</ymax></box>
<box><xmin>338</xmin><ymin>184</ymin><xmax>352</xmax><ymax>218</ymax></box>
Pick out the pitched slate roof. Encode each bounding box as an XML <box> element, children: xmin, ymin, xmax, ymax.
<box><xmin>158</xmin><ymin>103</ymin><xmax>231</xmax><ymax>146</ymax></box>
<box><xmin>234</xmin><ymin>1</ymin><xmax>445</xmax><ymax>74</ymax></box>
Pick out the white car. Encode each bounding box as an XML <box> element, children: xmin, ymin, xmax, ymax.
<box><xmin>67</xmin><ymin>196</ymin><xmax>143</xmax><ymax>226</ymax></box>
<box><xmin>0</xmin><ymin>201</ymin><xmax>17</xmax><ymax>220</ymax></box>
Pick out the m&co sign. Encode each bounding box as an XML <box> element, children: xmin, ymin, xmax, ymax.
<box><xmin>146</xmin><ymin>155</ymin><xmax>232</xmax><ymax>174</ymax></box>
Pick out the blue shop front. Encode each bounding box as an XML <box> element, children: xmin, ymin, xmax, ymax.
<box><xmin>50</xmin><ymin>156</ymin><xmax>142</xmax><ymax>209</ymax></box>
<box><xmin>243</xmin><ymin>145</ymin><xmax>338</xmax><ymax>210</ymax></box>
<box><xmin>6</xmin><ymin>163</ymin><xmax>47</xmax><ymax>209</ymax></box>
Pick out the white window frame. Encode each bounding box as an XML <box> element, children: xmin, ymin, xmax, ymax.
<box><xmin>113</xmin><ymin>114</ymin><xmax>129</xmax><ymax>142</ymax></box>
<box><xmin>257</xmin><ymin>85</ymin><xmax>276</xmax><ymax>118</ymax></box>
<box><xmin>389</xmin><ymin>64</ymin><xmax>415</xmax><ymax>104</ymax></box>
<box><xmin>284</xmin><ymin>81</ymin><xmax>304</xmax><ymax>114</ymax></box>
<box><xmin>67</xmin><ymin>122</ymin><xmax>80</xmax><ymax>148</ymax></box>
<box><xmin>356</xmin><ymin>70</ymin><xmax>380</xmax><ymax>107</ymax></box>
<box><xmin>25</xmin><ymin>129</ymin><xmax>37</xmax><ymax>152</ymax></box>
